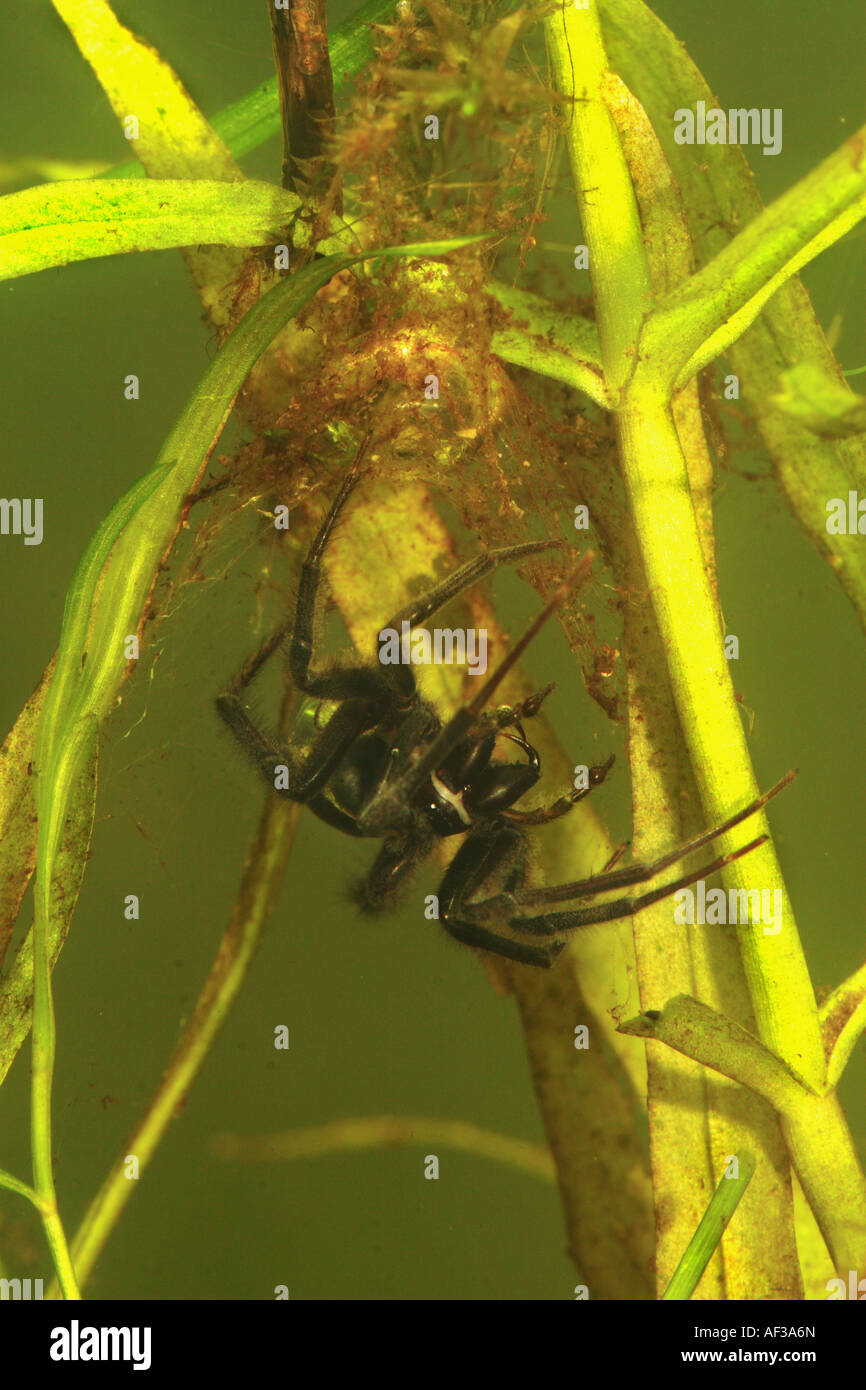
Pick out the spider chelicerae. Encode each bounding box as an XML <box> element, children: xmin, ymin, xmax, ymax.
<box><xmin>217</xmin><ymin>441</ymin><xmax>792</xmax><ymax>967</ymax></box>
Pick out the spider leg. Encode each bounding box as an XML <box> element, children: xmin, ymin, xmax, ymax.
<box><xmin>500</xmin><ymin>753</ymin><xmax>615</xmax><ymax>825</ymax></box>
<box><xmin>437</xmin><ymin>825</ymin><xmax>558</xmax><ymax>966</ymax></box>
<box><xmin>217</xmin><ymin>689</ymin><xmax>381</xmax><ymax>802</ymax></box>
<box><xmin>382</xmin><ymin>539</ymin><xmax>565</xmax><ymax>636</ymax></box>
<box><xmin>494</xmin><ymin>832</ymin><xmax>769</xmax><ymax>941</ymax></box>
<box><xmin>441</xmin><ymin>915</ymin><xmax>558</xmax><ymax>968</ymax></box>
<box><xmin>369</xmin><ymin>539</ymin><xmax>568</xmax><ymax>706</ymax></box>
<box><xmin>356</xmin><ymin>823</ymin><xmax>437</xmax><ymax>910</ymax></box>
<box><xmin>439</xmin><ymin>773</ymin><xmax>793</xmax><ymax>965</ymax></box>
<box><xmin>468</xmin><ymin>685</ymin><xmax>556</xmax><ymax>738</ymax></box>
<box><xmin>287</xmin><ymin>452</ymin><xmax>561</xmax><ymax>707</ymax></box>
<box><xmin>503</xmin><ymin>769</ymin><xmax>795</xmax><ymax>908</ymax></box>
<box><xmin>303</xmin><ymin>794</ymin><xmax>365</xmax><ymax>836</ymax></box>
<box><xmin>216</xmin><ymin>476</ymin><xmax>391</xmax><ymax>797</ymax></box>
<box><xmin>216</xmin><ymin>434</ymin><xmax>400</xmax><ymax>789</ymax></box>
<box><xmin>359</xmin><ymin>553</ymin><xmax>596</xmax><ymax>835</ymax></box>
<box><xmin>225</xmin><ymin>445</ymin><xmax>575</xmax><ymax>810</ymax></box>
<box><xmin>288</xmin><ymin>433</ymin><xmax>399</xmax><ymax>705</ymax></box>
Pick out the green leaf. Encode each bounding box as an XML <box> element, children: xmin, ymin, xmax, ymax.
<box><xmin>638</xmin><ymin>130</ymin><xmax>866</xmax><ymax>394</ymax></box>
<box><xmin>0</xmin><ymin>178</ymin><xmax>299</xmax><ymax>281</ymax></box>
<box><xmin>772</xmin><ymin>362</ymin><xmax>866</xmax><ymax>439</ymax></box>
<box><xmin>662</xmin><ymin>1152</ymin><xmax>757</xmax><ymax>1299</ymax></box>
<box><xmin>52</xmin><ymin>0</ymin><xmax>241</xmax><ymax>182</ymax></box>
<box><xmin>486</xmin><ymin>281</ymin><xmax>608</xmax><ymax>407</ymax></box>
<box><xmin>100</xmin><ymin>0</ymin><xmax>396</xmax><ymax>179</ymax></box>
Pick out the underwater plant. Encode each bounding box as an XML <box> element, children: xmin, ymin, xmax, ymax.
<box><xmin>0</xmin><ymin>0</ymin><xmax>864</xmax><ymax>1305</ymax></box>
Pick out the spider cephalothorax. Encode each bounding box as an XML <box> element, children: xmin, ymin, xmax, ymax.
<box><xmin>217</xmin><ymin>440</ymin><xmax>792</xmax><ymax>966</ymax></box>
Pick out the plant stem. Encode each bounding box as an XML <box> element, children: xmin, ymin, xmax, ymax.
<box><xmin>53</xmin><ymin>795</ymin><xmax>300</xmax><ymax>1295</ymax></box>
<box><xmin>545</xmin><ymin>0</ymin><xmax>866</xmax><ymax>1287</ymax></box>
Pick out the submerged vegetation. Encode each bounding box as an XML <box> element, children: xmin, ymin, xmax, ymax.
<box><xmin>0</xmin><ymin>0</ymin><xmax>865</xmax><ymax>1301</ymax></box>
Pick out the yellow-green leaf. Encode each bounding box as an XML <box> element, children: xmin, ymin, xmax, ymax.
<box><xmin>772</xmin><ymin>362</ymin><xmax>866</xmax><ymax>439</ymax></box>
<box><xmin>51</xmin><ymin>0</ymin><xmax>241</xmax><ymax>181</ymax></box>
<box><xmin>0</xmin><ymin>178</ymin><xmax>299</xmax><ymax>281</ymax></box>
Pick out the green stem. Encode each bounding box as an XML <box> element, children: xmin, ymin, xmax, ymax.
<box><xmin>662</xmin><ymin>1151</ymin><xmax>757</xmax><ymax>1300</ymax></box>
<box><xmin>58</xmin><ymin>797</ymin><xmax>300</xmax><ymax>1295</ymax></box>
<box><xmin>545</xmin><ymin>0</ymin><xmax>866</xmax><ymax>1284</ymax></box>
<box><xmin>615</xmin><ymin>401</ymin><xmax>823</xmax><ymax>1077</ymax></box>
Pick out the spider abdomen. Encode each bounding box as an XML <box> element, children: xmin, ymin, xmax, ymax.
<box><xmin>328</xmin><ymin>732</ymin><xmax>391</xmax><ymax>819</ymax></box>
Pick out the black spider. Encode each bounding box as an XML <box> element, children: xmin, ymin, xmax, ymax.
<box><xmin>217</xmin><ymin>442</ymin><xmax>792</xmax><ymax>967</ymax></box>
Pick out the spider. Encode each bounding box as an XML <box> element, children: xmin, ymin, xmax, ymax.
<box><xmin>217</xmin><ymin>442</ymin><xmax>793</xmax><ymax>967</ymax></box>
